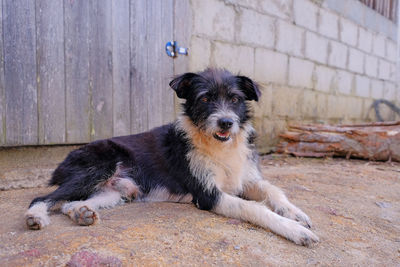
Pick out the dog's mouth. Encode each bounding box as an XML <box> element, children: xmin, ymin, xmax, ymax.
<box><xmin>213</xmin><ymin>131</ymin><xmax>231</xmax><ymax>142</ymax></box>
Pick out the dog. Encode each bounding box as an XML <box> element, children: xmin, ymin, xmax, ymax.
<box><xmin>25</xmin><ymin>68</ymin><xmax>319</xmax><ymax>246</ymax></box>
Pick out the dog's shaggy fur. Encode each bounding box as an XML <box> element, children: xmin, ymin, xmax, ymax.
<box><xmin>25</xmin><ymin>68</ymin><xmax>318</xmax><ymax>246</ymax></box>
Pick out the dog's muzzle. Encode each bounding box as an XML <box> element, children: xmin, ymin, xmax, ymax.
<box><xmin>214</xmin><ymin>118</ymin><xmax>234</xmax><ymax>142</ymax></box>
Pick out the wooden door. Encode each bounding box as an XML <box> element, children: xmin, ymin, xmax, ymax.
<box><xmin>0</xmin><ymin>0</ymin><xmax>189</xmax><ymax>146</ymax></box>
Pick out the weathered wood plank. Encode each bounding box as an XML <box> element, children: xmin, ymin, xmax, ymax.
<box><xmin>173</xmin><ymin>0</ymin><xmax>192</xmax><ymax>116</ymax></box>
<box><xmin>159</xmin><ymin>0</ymin><xmax>175</xmax><ymax>126</ymax></box>
<box><xmin>3</xmin><ymin>0</ymin><xmax>38</xmax><ymax>145</ymax></box>
<box><xmin>112</xmin><ymin>0</ymin><xmax>131</xmax><ymax>137</ymax></box>
<box><xmin>146</xmin><ymin>0</ymin><xmax>174</xmax><ymax>129</ymax></box>
<box><xmin>36</xmin><ymin>0</ymin><xmax>66</xmax><ymax>144</ymax></box>
<box><xmin>0</xmin><ymin>0</ymin><xmax>5</xmax><ymax>145</ymax></box>
<box><xmin>130</xmin><ymin>0</ymin><xmax>149</xmax><ymax>134</ymax></box>
<box><xmin>64</xmin><ymin>0</ymin><xmax>90</xmax><ymax>143</ymax></box>
<box><xmin>89</xmin><ymin>0</ymin><xmax>113</xmax><ymax>141</ymax></box>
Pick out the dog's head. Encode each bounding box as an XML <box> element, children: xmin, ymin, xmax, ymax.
<box><xmin>170</xmin><ymin>68</ymin><xmax>260</xmax><ymax>143</ymax></box>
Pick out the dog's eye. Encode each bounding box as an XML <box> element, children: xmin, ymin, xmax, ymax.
<box><xmin>231</xmin><ymin>97</ymin><xmax>239</xmax><ymax>103</ymax></box>
<box><xmin>200</xmin><ymin>97</ymin><xmax>209</xmax><ymax>103</ymax></box>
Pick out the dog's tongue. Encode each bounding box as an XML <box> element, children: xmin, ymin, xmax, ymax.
<box><xmin>217</xmin><ymin>131</ymin><xmax>229</xmax><ymax>137</ymax></box>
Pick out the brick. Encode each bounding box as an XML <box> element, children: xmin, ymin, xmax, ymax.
<box><xmin>383</xmin><ymin>82</ymin><xmax>396</xmax><ymax>101</ymax></box>
<box><xmin>370</xmin><ymin>79</ymin><xmax>384</xmax><ymax>99</ymax></box>
<box><xmin>192</xmin><ymin>0</ymin><xmax>235</xmax><ymax>41</ymax></box>
<box><xmin>305</xmin><ymin>32</ymin><xmax>328</xmax><ymax>64</ymax></box>
<box><xmin>339</xmin><ymin>18</ymin><xmax>358</xmax><ymax>47</ymax></box>
<box><xmin>355</xmin><ymin>75</ymin><xmax>370</xmax><ymax>98</ymax></box>
<box><xmin>336</xmin><ymin>70</ymin><xmax>353</xmax><ymax>95</ymax></box>
<box><xmin>213</xmin><ymin>42</ymin><xmax>254</xmax><ymax>77</ymax></box>
<box><xmin>372</xmin><ymin>34</ymin><xmax>386</xmax><ymax>58</ymax></box>
<box><xmin>328</xmin><ymin>41</ymin><xmax>348</xmax><ymax>69</ymax></box>
<box><xmin>189</xmin><ymin>37</ymin><xmax>211</xmax><ymax>71</ymax></box>
<box><xmin>254</xmin><ymin>49</ymin><xmax>288</xmax><ymax>84</ymax></box>
<box><xmin>276</xmin><ymin>20</ymin><xmax>304</xmax><ymax>57</ymax></box>
<box><xmin>259</xmin><ymin>0</ymin><xmax>293</xmax><ymax>20</ymax></box>
<box><xmin>272</xmin><ymin>86</ymin><xmax>302</xmax><ymax>117</ymax></box>
<box><xmin>239</xmin><ymin>9</ymin><xmax>275</xmax><ymax>48</ymax></box>
<box><xmin>288</xmin><ymin>57</ymin><xmax>314</xmax><ymax>88</ymax></box>
<box><xmin>318</xmin><ymin>8</ymin><xmax>338</xmax><ymax>39</ymax></box>
<box><xmin>378</xmin><ymin>59</ymin><xmax>391</xmax><ymax>80</ymax></box>
<box><xmin>293</xmin><ymin>0</ymin><xmax>318</xmax><ymax>32</ymax></box>
<box><xmin>364</xmin><ymin>55</ymin><xmax>378</xmax><ymax>77</ymax></box>
<box><xmin>358</xmin><ymin>27</ymin><xmax>373</xmax><ymax>53</ymax></box>
<box><xmin>386</xmin><ymin>40</ymin><xmax>397</xmax><ymax>62</ymax></box>
<box><xmin>348</xmin><ymin>48</ymin><xmax>364</xmax><ymax>74</ymax></box>
<box><xmin>314</xmin><ymin>65</ymin><xmax>335</xmax><ymax>93</ymax></box>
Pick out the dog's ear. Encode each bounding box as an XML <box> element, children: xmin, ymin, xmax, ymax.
<box><xmin>169</xmin><ymin>73</ymin><xmax>202</xmax><ymax>99</ymax></box>
<box><xmin>236</xmin><ymin>76</ymin><xmax>261</xmax><ymax>102</ymax></box>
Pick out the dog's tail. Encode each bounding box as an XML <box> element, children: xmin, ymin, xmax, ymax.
<box><xmin>29</xmin><ymin>140</ymin><xmax>127</xmax><ymax>208</ymax></box>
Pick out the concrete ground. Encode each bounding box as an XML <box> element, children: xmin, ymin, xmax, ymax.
<box><xmin>0</xmin><ymin>155</ymin><xmax>399</xmax><ymax>266</ymax></box>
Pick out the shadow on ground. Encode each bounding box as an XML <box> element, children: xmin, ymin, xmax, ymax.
<box><xmin>1</xmin><ymin>155</ymin><xmax>399</xmax><ymax>266</ymax></box>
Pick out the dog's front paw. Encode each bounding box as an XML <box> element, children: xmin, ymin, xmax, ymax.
<box><xmin>70</xmin><ymin>206</ymin><xmax>99</xmax><ymax>226</ymax></box>
<box><xmin>275</xmin><ymin>204</ymin><xmax>312</xmax><ymax>228</ymax></box>
<box><xmin>283</xmin><ymin>219</ymin><xmax>319</xmax><ymax>246</ymax></box>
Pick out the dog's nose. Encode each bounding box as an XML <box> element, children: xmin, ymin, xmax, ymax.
<box><xmin>218</xmin><ymin>118</ymin><xmax>234</xmax><ymax>130</ymax></box>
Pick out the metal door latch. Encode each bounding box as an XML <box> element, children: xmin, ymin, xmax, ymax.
<box><xmin>165</xmin><ymin>41</ymin><xmax>188</xmax><ymax>57</ymax></box>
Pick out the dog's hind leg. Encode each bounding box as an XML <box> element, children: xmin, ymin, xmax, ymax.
<box><xmin>61</xmin><ymin>177</ymin><xmax>140</xmax><ymax>226</ymax></box>
<box><xmin>243</xmin><ymin>179</ymin><xmax>312</xmax><ymax>228</ymax></box>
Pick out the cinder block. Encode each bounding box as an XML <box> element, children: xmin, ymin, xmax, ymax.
<box><xmin>302</xmin><ymin>89</ymin><xmax>318</xmax><ymax>118</ymax></box>
<box><xmin>293</xmin><ymin>0</ymin><xmax>318</xmax><ymax>32</ymax></box>
<box><xmin>314</xmin><ymin>65</ymin><xmax>335</xmax><ymax>93</ymax></box>
<box><xmin>254</xmin><ymin>48</ymin><xmax>288</xmax><ymax>84</ymax></box>
<box><xmin>318</xmin><ymin>8</ymin><xmax>338</xmax><ymax>39</ymax></box>
<box><xmin>305</xmin><ymin>32</ymin><xmax>328</xmax><ymax>64</ymax></box>
<box><xmin>239</xmin><ymin>9</ymin><xmax>275</xmax><ymax>48</ymax></box>
<box><xmin>370</xmin><ymin>79</ymin><xmax>384</xmax><ymax>99</ymax></box>
<box><xmin>346</xmin><ymin>97</ymin><xmax>363</xmax><ymax>119</ymax></box>
<box><xmin>276</xmin><ymin>20</ymin><xmax>304</xmax><ymax>57</ymax></box>
<box><xmin>288</xmin><ymin>57</ymin><xmax>314</xmax><ymax>88</ymax></box>
<box><xmin>355</xmin><ymin>75</ymin><xmax>370</xmax><ymax>98</ymax></box>
<box><xmin>386</xmin><ymin>40</ymin><xmax>397</xmax><ymax>62</ymax></box>
<box><xmin>189</xmin><ymin>37</ymin><xmax>211</xmax><ymax>71</ymax></box>
<box><xmin>372</xmin><ymin>34</ymin><xmax>386</xmax><ymax>58</ymax></box>
<box><xmin>339</xmin><ymin>18</ymin><xmax>358</xmax><ymax>47</ymax></box>
<box><xmin>348</xmin><ymin>48</ymin><xmax>364</xmax><ymax>74</ymax></box>
<box><xmin>358</xmin><ymin>27</ymin><xmax>373</xmax><ymax>53</ymax></box>
<box><xmin>389</xmin><ymin>63</ymin><xmax>397</xmax><ymax>83</ymax></box>
<box><xmin>328</xmin><ymin>41</ymin><xmax>348</xmax><ymax>69</ymax></box>
<box><xmin>383</xmin><ymin>82</ymin><xmax>396</xmax><ymax>101</ymax></box>
<box><xmin>226</xmin><ymin>0</ymin><xmax>259</xmax><ymax>9</ymax></box>
<box><xmin>192</xmin><ymin>0</ymin><xmax>235</xmax><ymax>41</ymax></box>
<box><xmin>252</xmin><ymin>84</ymin><xmax>273</xmax><ymax>118</ymax></box>
<box><xmin>316</xmin><ymin>92</ymin><xmax>328</xmax><ymax>118</ymax></box>
<box><xmin>327</xmin><ymin>95</ymin><xmax>345</xmax><ymax>119</ymax></box>
<box><xmin>378</xmin><ymin>59</ymin><xmax>391</xmax><ymax>80</ymax></box>
<box><xmin>364</xmin><ymin>55</ymin><xmax>378</xmax><ymax>78</ymax></box>
<box><xmin>259</xmin><ymin>0</ymin><xmax>293</xmax><ymax>20</ymax></box>
<box><xmin>271</xmin><ymin>86</ymin><xmax>302</xmax><ymax>117</ymax></box>
<box><xmin>213</xmin><ymin>42</ymin><xmax>254</xmax><ymax>77</ymax></box>
<box><xmin>336</xmin><ymin>70</ymin><xmax>353</xmax><ymax>95</ymax></box>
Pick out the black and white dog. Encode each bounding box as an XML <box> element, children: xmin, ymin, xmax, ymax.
<box><xmin>26</xmin><ymin>68</ymin><xmax>319</xmax><ymax>246</ymax></box>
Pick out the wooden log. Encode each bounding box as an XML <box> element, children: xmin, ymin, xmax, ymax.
<box><xmin>276</xmin><ymin>121</ymin><xmax>400</xmax><ymax>162</ymax></box>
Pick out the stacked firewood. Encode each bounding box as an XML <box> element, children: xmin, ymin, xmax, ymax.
<box><xmin>276</xmin><ymin>121</ymin><xmax>400</xmax><ymax>162</ymax></box>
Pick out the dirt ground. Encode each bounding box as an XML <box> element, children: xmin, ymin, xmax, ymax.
<box><xmin>0</xmin><ymin>155</ymin><xmax>399</xmax><ymax>266</ymax></box>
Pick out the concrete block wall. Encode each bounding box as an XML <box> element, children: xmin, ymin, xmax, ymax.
<box><xmin>188</xmin><ymin>0</ymin><xmax>399</xmax><ymax>152</ymax></box>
